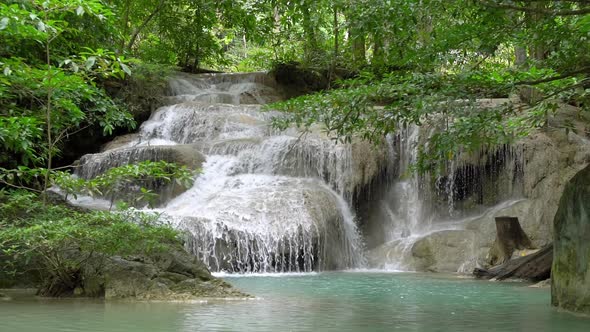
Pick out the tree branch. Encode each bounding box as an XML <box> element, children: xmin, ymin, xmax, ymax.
<box><xmin>126</xmin><ymin>0</ymin><xmax>166</xmax><ymax>50</ymax></box>
<box><xmin>479</xmin><ymin>1</ymin><xmax>590</xmax><ymax>15</ymax></box>
<box><xmin>0</xmin><ymin>180</ymin><xmax>42</xmax><ymax>193</ymax></box>
<box><xmin>514</xmin><ymin>67</ymin><xmax>590</xmax><ymax>86</ymax></box>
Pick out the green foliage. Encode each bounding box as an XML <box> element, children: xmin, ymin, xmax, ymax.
<box><xmin>0</xmin><ymin>1</ymin><xmax>136</xmax><ymax>176</ymax></box>
<box><xmin>2</xmin><ymin>0</ymin><xmax>590</xmax><ymax>179</ymax></box>
<box><xmin>270</xmin><ymin>61</ymin><xmax>588</xmax><ymax>173</ymax></box>
<box><xmin>0</xmin><ymin>160</ymin><xmax>196</xmax><ymax>208</ymax></box>
<box><xmin>0</xmin><ymin>190</ymin><xmax>179</xmax><ymax>293</ymax></box>
<box><xmin>69</xmin><ymin>160</ymin><xmax>196</xmax><ymax>207</ymax></box>
<box><xmin>113</xmin><ymin>62</ymin><xmax>175</xmax><ymax>120</ymax></box>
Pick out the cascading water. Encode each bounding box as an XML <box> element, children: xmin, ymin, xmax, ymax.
<box><xmin>70</xmin><ymin>71</ymin><xmax>529</xmax><ymax>275</ymax></box>
<box><xmin>75</xmin><ymin>72</ymin><xmax>366</xmax><ymax>273</ymax></box>
<box><xmin>366</xmin><ymin>120</ymin><xmax>526</xmax><ymax>271</ymax></box>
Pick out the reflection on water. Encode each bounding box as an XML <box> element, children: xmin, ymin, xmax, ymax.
<box><xmin>1</xmin><ymin>273</ymin><xmax>589</xmax><ymax>332</ymax></box>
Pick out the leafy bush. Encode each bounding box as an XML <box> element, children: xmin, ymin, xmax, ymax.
<box><xmin>54</xmin><ymin>160</ymin><xmax>196</xmax><ymax>209</ymax></box>
<box><xmin>0</xmin><ymin>190</ymin><xmax>179</xmax><ymax>295</ymax></box>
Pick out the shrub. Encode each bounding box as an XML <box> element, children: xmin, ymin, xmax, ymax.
<box><xmin>0</xmin><ymin>190</ymin><xmax>179</xmax><ymax>296</ymax></box>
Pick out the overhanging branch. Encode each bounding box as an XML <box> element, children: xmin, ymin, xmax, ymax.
<box><xmin>479</xmin><ymin>1</ymin><xmax>590</xmax><ymax>15</ymax></box>
<box><xmin>514</xmin><ymin>67</ymin><xmax>590</xmax><ymax>86</ymax></box>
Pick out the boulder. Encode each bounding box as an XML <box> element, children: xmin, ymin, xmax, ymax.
<box><xmin>82</xmin><ymin>247</ymin><xmax>248</xmax><ymax>301</ymax></box>
<box><xmin>530</xmin><ymin>278</ymin><xmax>551</xmax><ymax>288</ymax></box>
<box><xmin>77</xmin><ymin>144</ymin><xmax>205</xmax><ymax>179</ymax></box>
<box><xmin>552</xmin><ymin>164</ymin><xmax>590</xmax><ymax>314</ymax></box>
<box><xmin>367</xmin><ymin>229</ymin><xmax>485</xmax><ymax>273</ymax></box>
<box><xmin>410</xmin><ymin>230</ymin><xmax>479</xmax><ymax>272</ymax></box>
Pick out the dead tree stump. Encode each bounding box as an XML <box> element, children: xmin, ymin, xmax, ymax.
<box><xmin>488</xmin><ymin>216</ymin><xmax>533</xmax><ymax>265</ymax></box>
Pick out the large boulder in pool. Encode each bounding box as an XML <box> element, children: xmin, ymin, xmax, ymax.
<box><xmin>552</xmin><ymin>164</ymin><xmax>590</xmax><ymax>314</ymax></box>
<box><xmin>367</xmin><ymin>230</ymin><xmax>482</xmax><ymax>272</ymax></box>
<box><xmin>81</xmin><ymin>246</ymin><xmax>248</xmax><ymax>300</ymax></box>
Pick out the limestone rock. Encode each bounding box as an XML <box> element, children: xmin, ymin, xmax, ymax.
<box><xmin>368</xmin><ymin>229</ymin><xmax>485</xmax><ymax>273</ymax></box>
<box><xmin>410</xmin><ymin>230</ymin><xmax>479</xmax><ymax>272</ymax></box>
<box><xmin>78</xmin><ymin>144</ymin><xmax>205</xmax><ymax>179</ymax></box>
<box><xmin>84</xmin><ymin>247</ymin><xmax>248</xmax><ymax>301</ymax></box>
<box><xmin>101</xmin><ymin>134</ymin><xmax>140</xmax><ymax>152</ymax></box>
<box><xmin>530</xmin><ymin>278</ymin><xmax>551</xmax><ymax>288</ymax></box>
<box><xmin>73</xmin><ymin>144</ymin><xmax>206</xmax><ymax>207</ymax></box>
<box><xmin>552</xmin><ymin>164</ymin><xmax>590</xmax><ymax>314</ymax></box>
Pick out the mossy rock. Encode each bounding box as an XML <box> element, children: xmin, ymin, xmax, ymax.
<box><xmin>552</xmin><ymin>164</ymin><xmax>590</xmax><ymax>314</ymax></box>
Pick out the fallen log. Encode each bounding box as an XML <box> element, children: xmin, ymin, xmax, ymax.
<box><xmin>474</xmin><ymin>244</ymin><xmax>553</xmax><ymax>281</ymax></box>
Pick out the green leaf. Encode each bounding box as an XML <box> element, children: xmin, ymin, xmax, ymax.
<box><xmin>120</xmin><ymin>63</ymin><xmax>131</xmax><ymax>76</ymax></box>
<box><xmin>76</xmin><ymin>6</ymin><xmax>85</xmax><ymax>16</ymax></box>
<box><xmin>0</xmin><ymin>17</ymin><xmax>8</xmax><ymax>30</ymax></box>
<box><xmin>36</xmin><ymin>21</ymin><xmax>46</xmax><ymax>32</ymax></box>
<box><xmin>85</xmin><ymin>56</ymin><xmax>96</xmax><ymax>70</ymax></box>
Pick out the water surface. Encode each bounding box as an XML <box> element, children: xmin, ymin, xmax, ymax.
<box><xmin>1</xmin><ymin>272</ymin><xmax>589</xmax><ymax>332</ymax></box>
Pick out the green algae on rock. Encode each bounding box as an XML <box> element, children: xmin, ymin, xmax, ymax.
<box><xmin>552</xmin><ymin>164</ymin><xmax>590</xmax><ymax>314</ymax></box>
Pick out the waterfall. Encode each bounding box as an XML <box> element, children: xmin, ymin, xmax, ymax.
<box><xmin>366</xmin><ymin>120</ymin><xmax>526</xmax><ymax>271</ymax></box>
<box><xmin>73</xmin><ymin>72</ymin><xmax>367</xmax><ymax>273</ymax></box>
<box><xmin>67</xmin><ymin>71</ymin><xmax>530</xmax><ymax>274</ymax></box>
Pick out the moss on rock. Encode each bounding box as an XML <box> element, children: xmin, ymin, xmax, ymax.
<box><xmin>552</xmin><ymin>164</ymin><xmax>590</xmax><ymax>314</ymax></box>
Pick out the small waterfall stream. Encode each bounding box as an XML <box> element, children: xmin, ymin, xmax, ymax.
<box><xmin>366</xmin><ymin>122</ymin><xmax>526</xmax><ymax>271</ymax></box>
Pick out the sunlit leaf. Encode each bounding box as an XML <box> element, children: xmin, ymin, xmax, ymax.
<box><xmin>0</xmin><ymin>17</ymin><xmax>9</xmax><ymax>30</ymax></box>
<box><xmin>85</xmin><ymin>56</ymin><xmax>96</xmax><ymax>70</ymax></box>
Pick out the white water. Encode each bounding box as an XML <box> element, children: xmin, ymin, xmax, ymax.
<box><xmin>75</xmin><ymin>72</ymin><xmax>365</xmax><ymax>273</ymax></box>
<box><xmin>70</xmin><ymin>72</ymin><xmax>529</xmax><ymax>274</ymax></box>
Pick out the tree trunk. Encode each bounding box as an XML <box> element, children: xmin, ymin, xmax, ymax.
<box><xmin>333</xmin><ymin>4</ymin><xmax>339</xmax><ymax>59</ymax></box>
<box><xmin>301</xmin><ymin>4</ymin><xmax>318</xmax><ymax>63</ymax></box>
<box><xmin>120</xmin><ymin>0</ymin><xmax>131</xmax><ymax>53</ymax></box>
<box><xmin>515</xmin><ymin>46</ymin><xmax>528</xmax><ymax>67</ymax></box>
<box><xmin>126</xmin><ymin>0</ymin><xmax>165</xmax><ymax>51</ymax></box>
<box><xmin>528</xmin><ymin>1</ymin><xmax>546</xmax><ymax>62</ymax></box>
<box><xmin>350</xmin><ymin>28</ymin><xmax>366</xmax><ymax>67</ymax></box>
<box><xmin>372</xmin><ymin>33</ymin><xmax>384</xmax><ymax>69</ymax></box>
<box><xmin>489</xmin><ymin>216</ymin><xmax>534</xmax><ymax>265</ymax></box>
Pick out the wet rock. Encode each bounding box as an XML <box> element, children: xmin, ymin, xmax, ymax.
<box><xmin>101</xmin><ymin>134</ymin><xmax>140</xmax><ymax>152</ymax></box>
<box><xmin>367</xmin><ymin>230</ymin><xmax>483</xmax><ymax>273</ymax></box>
<box><xmin>78</xmin><ymin>144</ymin><xmax>205</xmax><ymax>179</ymax></box>
<box><xmin>0</xmin><ymin>292</ymin><xmax>12</xmax><ymax>301</ymax></box>
<box><xmin>411</xmin><ymin>230</ymin><xmax>479</xmax><ymax>272</ymax></box>
<box><xmin>84</xmin><ymin>246</ymin><xmax>248</xmax><ymax>300</ymax></box>
<box><xmin>530</xmin><ymin>279</ymin><xmax>551</xmax><ymax>288</ymax></box>
<box><xmin>552</xmin><ymin>164</ymin><xmax>590</xmax><ymax>314</ymax></box>
<box><xmin>73</xmin><ymin>144</ymin><xmax>206</xmax><ymax>207</ymax></box>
